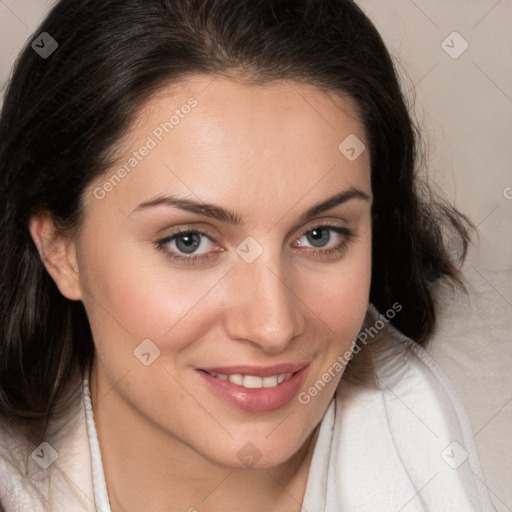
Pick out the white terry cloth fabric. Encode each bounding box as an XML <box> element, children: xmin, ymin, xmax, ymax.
<box><xmin>302</xmin><ymin>304</ymin><xmax>496</xmax><ymax>512</ymax></box>
<box><xmin>0</xmin><ymin>303</ymin><xmax>496</xmax><ymax>511</ymax></box>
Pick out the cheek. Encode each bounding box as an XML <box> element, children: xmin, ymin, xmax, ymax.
<box><xmin>303</xmin><ymin>240</ymin><xmax>372</xmax><ymax>339</ymax></box>
<box><xmin>294</xmin><ymin>252</ymin><xmax>371</xmax><ymax>404</ymax></box>
<box><xmin>77</xmin><ymin>233</ymin><xmax>228</xmax><ymax>354</ymax></box>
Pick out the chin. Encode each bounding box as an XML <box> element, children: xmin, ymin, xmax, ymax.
<box><xmin>199</xmin><ymin>427</ymin><xmax>314</xmax><ymax>470</ymax></box>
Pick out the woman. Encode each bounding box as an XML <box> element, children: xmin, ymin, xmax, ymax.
<box><xmin>0</xmin><ymin>0</ymin><xmax>496</xmax><ymax>510</ymax></box>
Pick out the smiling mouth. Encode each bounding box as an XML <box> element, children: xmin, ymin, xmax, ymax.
<box><xmin>202</xmin><ymin>371</ymin><xmax>295</xmax><ymax>389</ymax></box>
<box><xmin>197</xmin><ymin>365</ymin><xmax>309</xmax><ymax>412</ymax></box>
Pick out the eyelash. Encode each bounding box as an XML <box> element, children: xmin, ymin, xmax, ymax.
<box><xmin>155</xmin><ymin>224</ymin><xmax>356</xmax><ymax>266</ymax></box>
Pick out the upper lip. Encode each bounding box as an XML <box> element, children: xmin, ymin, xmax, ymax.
<box><xmin>199</xmin><ymin>363</ymin><xmax>309</xmax><ymax>377</ymax></box>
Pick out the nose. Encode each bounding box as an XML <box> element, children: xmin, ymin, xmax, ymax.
<box><xmin>223</xmin><ymin>252</ymin><xmax>305</xmax><ymax>353</ymax></box>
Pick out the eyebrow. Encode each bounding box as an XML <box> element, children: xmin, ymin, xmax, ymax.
<box><xmin>131</xmin><ymin>186</ymin><xmax>370</xmax><ymax>225</ymax></box>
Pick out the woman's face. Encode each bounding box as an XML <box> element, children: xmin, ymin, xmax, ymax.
<box><xmin>65</xmin><ymin>75</ymin><xmax>372</xmax><ymax>467</ymax></box>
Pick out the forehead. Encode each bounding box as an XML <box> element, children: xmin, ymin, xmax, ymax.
<box><xmin>86</xmin><ymin>74</ymin><xmax>371</xmax><ymax>220</ymax></box>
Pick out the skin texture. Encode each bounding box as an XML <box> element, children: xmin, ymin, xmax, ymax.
<box><xmin>30</xmin><ymin>75</ymin><xmax>372</xmax><ymax>511</ymax></box>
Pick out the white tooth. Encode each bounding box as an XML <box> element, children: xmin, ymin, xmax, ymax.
<box><xmin>262</xmin><ymin>376</ymin><xmax>279</xmax><ymax>388</ymax></box>
<box><xmin>228</xmin><ymin>374</ymin><xmax>243</xmax><ymax>385</ymax></box>
<box><xmin>277</xmin><ymin>374</ymin><xmax>286</xmax><ymax>384</ymax></box>
<box><xmin>243</xmin><ymin>375</ymin><xmax>263</xmax><ymax>389</ymax></box>
<box><xmin>285</xmin><ymin>373</ymin><xmax>293</xmax><ymax>380</ymax></box>
<box><xmin>217</xmin><ymin>374</ymin><xmax>228</xmax><ymax>380</ymax></box>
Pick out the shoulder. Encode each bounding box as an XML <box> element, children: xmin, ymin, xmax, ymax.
<box><xmin>0</xmin><ymin>373</ymin><xmax>96</xmax><ymax>512</ymax></box>
<box><xmin>332</xmin><ymin>302</ymin><xmax>496</xmax><ymax>511</ymax></box>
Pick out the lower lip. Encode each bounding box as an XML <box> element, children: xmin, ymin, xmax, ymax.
<box><xmin>197</xmin><ymin>366</ymin><xmax>309</xmax><ymax>412</ymax></box>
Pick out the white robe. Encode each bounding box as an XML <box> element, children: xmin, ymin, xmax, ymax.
<box><xmin>0</xmin><ymin>304</ymin><xmax>496</xmax><ymax>511</ymax></box>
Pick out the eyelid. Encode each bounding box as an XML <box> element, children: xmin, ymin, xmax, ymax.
<box><xmin>157</xmin><ymin>218</ymin><xmax>351</xmax><ymax>244</ymax></box>
<box><xmin>294</xmin><ymin>223</ymin><xmax>353</xmax><ymax>248</ymax></box>
<box><xmin>157</xmin><ymin>222</ymin><xmax>354</xmax><ymax>253</ymax></box>
<box><xmin>157</xmin><ymin>224</ymin><xmax>219</xmax><ymax>241</ymax></box>
<box><xmin>293</xmin><ymin>218</ymin><xmax>351</xmax><ymax>239</ymax></box>
<box><xmin>300</xmin><ymin>218</ymin><xmax>349</xmax><ymax>231</ymax></box>
<box><xmin>155</xmin><ymin>221</ymin><xmax>356</xmax><ymax>267</ymax></box>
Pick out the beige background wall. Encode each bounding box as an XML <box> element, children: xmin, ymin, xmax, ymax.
<box><xmin>1</xmin><ymin>1</ymin><xmax>511</xmax><ymax>510</ymax></box>
<box><xmin>358</xmin><ymin>0</ymin><xmax>512</xmax><ymax>275</ymax></box>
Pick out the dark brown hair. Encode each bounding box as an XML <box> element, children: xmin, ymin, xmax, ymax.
<box><xmin>0</xmin><ymin>0</ymin><xmax>472</xmax><ymax>434</ymax></box>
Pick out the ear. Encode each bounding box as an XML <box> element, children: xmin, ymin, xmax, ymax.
<box><xmin>29</xmin><ymin>213</ymin><xmax>82</xmax><ymax>301</ymax></box>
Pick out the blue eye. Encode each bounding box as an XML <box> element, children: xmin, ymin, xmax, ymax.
<box><xmin>166</xmin><ymin>231</ymin><xmax>210</xmax><ymax>254</ymax></box>
<box><xmin>294</xmin><ymin>224</ymin><xmax>355</xmax><ymax>260</ymax></box>
<box><xmin>155</xmin><ymin>224</ymin><xmax>355</xmax><ymax>266</ymax></box>
<box><xmin>156</xmin><ymin>229</ymin><xmax>219</xmax><ymax>265</ymax></box>
<box><xmin>298</xmin><ymin>225</ymin><xmax>351</xmax><ymax>249</ymax></box>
